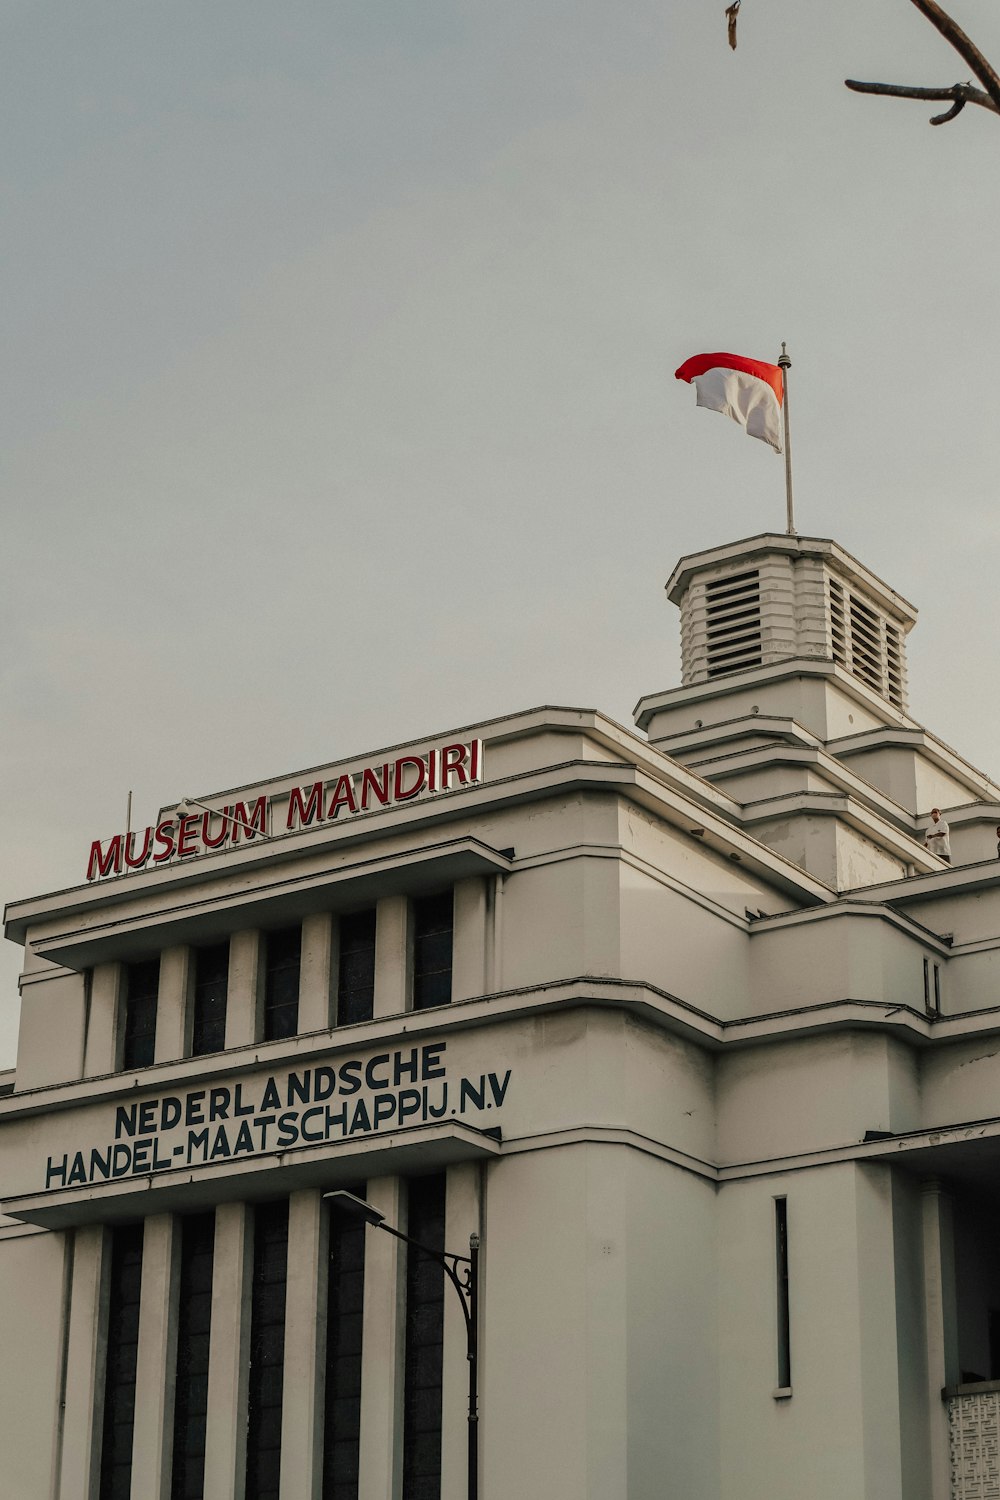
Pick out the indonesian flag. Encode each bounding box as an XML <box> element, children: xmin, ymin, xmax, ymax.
<box><xmin>675</xmin><ymin>352</ymin><xmax>784</xmax><ymax>453</ymax></box>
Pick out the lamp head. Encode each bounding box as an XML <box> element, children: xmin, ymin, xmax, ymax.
<box><xmin>176</xmin><ymin>797</ymin><xmax>194</xmax><ymax>818</ymax></box>
<box><xmin>324</xmin><ymin>1190</ymin><xmax>386</xmax><ymax>1227</ymax></box>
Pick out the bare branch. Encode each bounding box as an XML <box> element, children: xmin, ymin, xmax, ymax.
<box><xmin>930</xmin><ymin>96</ymin><xmax>966</xmax><ymax>125</ymax></box>
<box><xmin>845</xmin><ymin>77</ymin><xmax>999</xmax><ymax>124</ymax></box>
<box><xmin>907</xmin><ymin>0</ymin><xmax>1000</xmax><ymax>115</ymax></box>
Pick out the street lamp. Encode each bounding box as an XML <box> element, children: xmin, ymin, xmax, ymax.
<box><xmin>324</xmin><ymin>1189</ymin><xmax>481</xmax><ymax>1500</ymax></box>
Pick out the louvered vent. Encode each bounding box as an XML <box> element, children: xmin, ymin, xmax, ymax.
<box><xmin>827</xmin><ymin>576</ymin><xmax>905</xmax><ymax>708</ymax></box>
<box><xmin>705</xmin><ymin>568</ymin><xmax>762</xmax><ymax>678</ymax></box>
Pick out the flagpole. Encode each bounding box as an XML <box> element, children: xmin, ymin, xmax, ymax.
<box><xmin>778</xmin><ymin>342</ymin><xmax>795</xmax><ymax>536</ymax></box>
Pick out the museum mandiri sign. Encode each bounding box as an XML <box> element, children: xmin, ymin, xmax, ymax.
<box><xmin>86</xmin><ymin>738</ymin><xmax>484</xmax><ymax>882</ymax></box>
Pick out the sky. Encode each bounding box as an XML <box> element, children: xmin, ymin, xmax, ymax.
<box><xmin>3</xmin><ymin>0</ymin><xmax>1000</xmax><ymax>1067</ymax></box>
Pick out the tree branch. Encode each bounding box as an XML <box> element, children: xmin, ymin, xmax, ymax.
<box><xmin>907</xmin><ymin>0</ymin><xmax>1000</xmax><ymax>115</ymax></box>
<box><xmin>844</xmin><ymin>77</ymin><xmax>998</xmax><ymax>124</ymax></box>
<box><xmin>845</xmin><ymin>0</ymin><xmax>1000</xmax><ymax>125</ymax></box>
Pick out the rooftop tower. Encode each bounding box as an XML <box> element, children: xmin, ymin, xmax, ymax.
<box><xmin>635</xmin><ymin>533</ymin><xmax>1000</xmax><ymax>888</ymax></box>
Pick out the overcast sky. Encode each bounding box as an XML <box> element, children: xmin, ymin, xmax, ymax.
<box><xmin>3</xmin><ymin>1</ymin><xmax>999</xmax><ymax>1067</ymax></box>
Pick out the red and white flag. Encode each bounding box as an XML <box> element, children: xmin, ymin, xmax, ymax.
<box><xmin>675</xmin><ymin>352</ymin><xmax>784</xmax><ymax>453</ymax></box>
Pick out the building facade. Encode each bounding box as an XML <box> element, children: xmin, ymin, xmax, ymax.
<box><xmin>4</xmin><ymin>531</ymin><xmax>1000</xmax><ymax>1500</ymax></box>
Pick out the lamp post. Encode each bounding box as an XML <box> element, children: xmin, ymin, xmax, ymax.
<box><xmin>324</xmin><ymin>1189</ymin><xmax>480</xmax><ymax>1500</ymax></box>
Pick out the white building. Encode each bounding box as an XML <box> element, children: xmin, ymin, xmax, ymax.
<box><xmin>3</xmin><ymin>530</ymin><xmax>1000</xmax><ymax>1500</ymax></box>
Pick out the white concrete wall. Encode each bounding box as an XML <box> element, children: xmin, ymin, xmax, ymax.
<box><xmin>482</xmin><ymin>1141</ymin><xmax>718</xmax><ymax>1500</ymax></box>
<box><xmin>718</xmin><ymin>1162</ymin><xmax>906</xmax><ymax>1500</ymax></box>
<box><xmin>0</xmin><ymin>1221</ymin><xmax>64</xmax><ymax>1498</ymax></box>
<box><xmin>750</xmin><ymin>915</ymin><xmax>932</xmax><ymax>1017</ymax></box>
<box><xmin>717</xmin><ymin>1033</ymin><xmax>921</xmax><ymax>1165</ymax></box>
<box><xmin>16</xmin><ymin>969</ymin><xmax>88</xmax><ymax>1090</ymax></box>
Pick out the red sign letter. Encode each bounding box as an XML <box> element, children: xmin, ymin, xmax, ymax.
<box><xmin>87</xmin><ymin>835</ymin><xmax>123</xmax><ymax>882</ymax></box>
<box><xmin>287</xmin><ymin>782</ymin><xmax>324</xmax><ymax>830</ymax></box>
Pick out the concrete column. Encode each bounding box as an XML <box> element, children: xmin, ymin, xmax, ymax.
<box><xmin>58</xmin><ymin>1224</ymin><xmax>110</xmax><ymax>1500</ymax></box>
<box><xmin>855</xmin><ymin>1164</ymin><xmax>904</xmax><ymax>1500</ymax></box>
<box><xmin>441</xmin><ymin>1163</ymin><xmax>481</xmax><ymax>1500</ymax></box>
<box><xmin>131</xmin><ymin>1214</ymin><xmax>180</xmax><ymax>1500</ymax></box>
<box><xmin>280</xmin><ymin>1189</ymin><xmax>328</xmax><ymax>1500</ymax></box>
<box><xmin>84</xmin><ymin>962</ymin><xmax>122</xmax><ymax>1077</ymax></box>
<box><xmin>300</xmin><ymin>913</ymin><xmax>336</xmax><ymax>1034</ymax></box>
<box><xmin>922</xmin><ymin>1180</ymin><xmax>959</xmax><ymax>1500</ymax></box>
<box><xmin>204</xmin><ymin>1203</ymin><xmax>253</xmax><ymax>1500</ymax></box>
<box><xmin>452</xmin><ymin>878</ymin><xmax>487</xmax><ymax>1003</ymax></box>
<box><xmin>227</xmin><ymin>931</ymin><xmax>263</xmax><ymax>1049</ymax></box>
<box><xmin>359</xmin><ymin>1175</ymin><xmax>405</xmax><ymax>1500</ymax></box>
<box><xmin>156</xmin><ymin>947</ymin><xmax>192</xmax><ymax>1063</ymax></box>
<box><xmin>374</xmin><ymin>897</ymin><xmax>409</xmax><ymax>1019</ymax></box>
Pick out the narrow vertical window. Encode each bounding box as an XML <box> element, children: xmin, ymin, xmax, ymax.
<box><xmin>171</xmin><ymin>1212</ymin><xmax>215</xmax><ymax>1500</ymax></box>
<box><xmin>402</xmin><ymin>1174</ymin><xmax>446</xmax><ymax>1499</ymax></box>
<box><xmin>933</xmin><ymin>963</ymin><xmax>942</xmax><ymax>1014</ymax></box>
<box><xmin>263</xmin><ymin>928</ymin><xmax>301</xmax><ymax>1041</ymax></box>
<box><xmin>122</xmin><ymin>958</ymin><xmax>159</xmax><ymax>1069</ymax></box>
<box><xmin>923</xmin><ymin>956</ymin><xmax>931</xmax><ymax>1009</ymax></box>
<box><xmin>775</xmin><ymin>1197</ymin><xmax>791</xmax><ymax>1391</ymax></box>
<box><xmin>246</xmin><ymin>1200</ymin><xmax>289</xmax><ymax>1500</ymax></box>
<box><xmin>99</xmin><ymin>1223</ymin><xmax>144</xmax><ymax>1500</ymax></box>
<box><xmin>323</xmin><ymin>1187</ymin><xmax>366</xmax><ymax>1500</ymax></box>
<box><xmin>412</xmin><ymin>894</ymin><xmax>453</xmax><ymax>1011</ymax></box>
<box><xmin>191</xmin><ymin>942</ymin><xmax>229</xmax><ymax>1056</ymax></box>
<box><xmin>337</xmin><ymin>910</ymin><xmax>376</xmax><ymax>1027</ymax></box>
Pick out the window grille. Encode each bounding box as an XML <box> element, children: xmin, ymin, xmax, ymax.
<box><xmin>704</xmin><ymin>570</ymin><xmax>762</xmax><ymax>678</ymax></box>
<box><xmin>191</xmin><ymin>942</ymin><xmax>229</xmax><ymax>1056</ymax></box>
<box><xmin>827</xmin><ymin>576</ymin><xmax>905</xmax><ymax>707</ymax></box>
<box><xmin>246</xmin><ymin>1201</ymin><xmax>289</xmax><ymax>1500</ymax></box>
<box><xmin>412</xmin><ymin>893</ymin><xmax>453</xmax><ymax>1011</ymax></box>
<box><xmin>402</xmin><ymin>1174</ymin><xmax>446</xmax><ymax>1500</ymax></box>
<box><xmin>122</xmin><ymin>959</ymin><xmax>159</xmax><ymax>1070</ymax></box>
<box><xmin>338</xmin><ymin>910</ymin><xmax>377</xmax><ymax>1027</ymax></box>
<box><xmin>323</xmin><ymin>1186</ymin><xmax>366</xmax><ymax>1500</ymax></box>
<box><xmin>170</xmin><ymin>1213</ymin><xmax>215</xmax><ymax>1500</ymax></box>
<box><xmin>263</xmin><ymin>928</ymin><xmax>301</xmax><ymax>1041</ymax></box>
<box><xmin>99</xmin><ymin>1224</ymin><xmax>144</xmax><ymax>1500</ymax></box>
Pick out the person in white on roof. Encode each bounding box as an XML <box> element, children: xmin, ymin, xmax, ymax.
<box><xmin>924</xmin><ymin>808</ymin><xmax>951</xmax><ymax>864</ymax></box>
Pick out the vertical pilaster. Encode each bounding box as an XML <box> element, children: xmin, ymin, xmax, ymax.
<box><xmin>374</xmin><ymin>897</ymin><xmax>409</xmax><ymax>1019</ymax></box>
<box><xmin>156</xmin><ymin>947</ymin><xmax>191</xmax><ymax>1063</ymax></box>
<box><xmin>452</xmin><ymin>878</ymin><xmax>487</xmax><ymax>1003</ymax></box>
<box><xmin>441</xmin><ymin>1163</ymin><xmax>480</xmax><ymax>1500</ymax></box>
<box><xmin>280</xmin><ymin>1189</ymin><xmax>328</xmax><ymax>1500</ymax></box>
<box><xmin>922</xmin><ymin>1180</ymin><xmax>959</xmax><ymax>1500</ymax></box>
<box><xmin>84</xmin><ymin>963</ymin><xmax>122</xmax><ymax>1077</ymax></box>
<box><xmin>227</xmin><ymin>931</ymin><xmax>263</xmax><ymax>1049</ymax></box>
<box><xmin>300</xmin><ymin>913</ymin><xmax>336</xmax><ymax>1034</ymax></box>
<box><xmin>358</xmin><ymin>1175</ymin><xmax>405</xmax><ymax>1500</ymax></box>
<box><xmin>58</xmin><ymin>1224</ymin><xmax>110</xmax><ymax>1500</ymax></box>
<box><xmin>204</xmin><ymin>1203</ymin><xmax>253</xmax><ymax>1500</ymax></box>
<box><xmin>131</xmin><ymin>1214</ymin><xmax>179</xmax><ymax>1500</ymax></box>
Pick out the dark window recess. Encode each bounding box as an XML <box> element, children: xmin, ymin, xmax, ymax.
<box><xmin>171</xmin><ymin>1213</ymin><xmax>216</xmax><ymax>1500</ymax></box>
<box><xmin>264</xmin><ymin>928</ymin><xmax>301</xmax><ymax>1041</ymax></box>
<box><xmin>337</xmin><ymin>910</ymin><xmax>376</xmax><ymax>1027</ymax></box>
<box><xmin>989</xmin><ymin>1310</ymin><xmax>1000</xmax><ymax>1380</ymax></box>
<box><xmin>412</xmin><ymin>894</ymin><xmax>453</xmax><ymax>1011</ymax></box>
<box><xmin>775</xmin><ymin>1198</ymin><xmax>791</xmax><ymax>1389</ymax></box>
<box><xmin>323</xmin><ymin>1187</ymin><xmax>367</xmax><ymax>1500</ymax></box>
<box><xmin>191</xmin><ymin>943</ymin><xmax>229</xmax><ymax>1057</ymax></box>
<box><xmin>99</xmin><ymin>1223</ymin><xmax>144</xmax><ymax>1500</ymax></box>
<box><xmin>246</xmin><ymin>1201</ymin><xmax>289</xmax><ymax>1500</ymax></box>
<box><xmin>402</xmin><ymin>1174</ymin><xmax>446</xmax><ymax>1500</ymax></box>
<box><xmin>122</xmin><ymin>959</ymin><xmax>159</xmax><ymax>1070</ymax></box>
